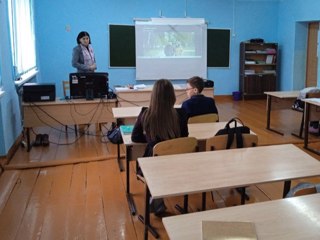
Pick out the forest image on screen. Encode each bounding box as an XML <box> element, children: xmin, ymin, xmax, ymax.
<box><xmin>140</xmin><ymin>27</ymin><xmax>198</xmax><ymax>58</ymax></box>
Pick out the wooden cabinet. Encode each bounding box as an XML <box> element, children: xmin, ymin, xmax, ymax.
<box><xmin>239</xmin><ymin>42</ymin><xmax>278</xmax><ymax>99</ymax></box>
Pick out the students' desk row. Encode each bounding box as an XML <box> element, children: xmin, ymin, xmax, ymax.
<box><xmin>163</xmin><ymin>193</ymin><xmax>320</xmax><ymax>240</ymax></box>
<box><xmin>264</xmin><ymin>91</ymin><xmax>299</xmax><ymax>135</ymax></box>
<box><xmin>23</xmin><ymin>98</ymin><xmax>117</xmax><ymax>151</ymax></box>
<box><xmin>120</xmin><ymin>122</ymin><xmax>252</xmax><ymax>216</ymax></box>
<box><xmin>138</xmin><ymin>144</ymin><xmax>320</xmax><ymax>240</ymax></box>
<box><xmin>115</xmin><ymin>84</ymin><xmax>214</xmax><ymax>107</ymax></box>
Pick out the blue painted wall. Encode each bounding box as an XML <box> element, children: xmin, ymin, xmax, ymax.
<box><xmin>34</xmin><ymin>0</ymin><xmax>279</xmax><ymax>97</ymax></box>
<box><xmin>0</xmin><ymin>0</ymin><xmax>320</xmax><ymax>155</ymax></box>
<box><xmin>278</xmin><ymin>0</ymin><xmax>320</xmax><ymax>90</ymax></box>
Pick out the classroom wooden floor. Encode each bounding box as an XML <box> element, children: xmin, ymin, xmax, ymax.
<box><xmin>1</xmin><ymin>96</ymin><xmax>320</xmax><ymax>240</ymax></box>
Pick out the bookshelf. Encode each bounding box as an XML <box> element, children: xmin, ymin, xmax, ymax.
<box><xmin>239</xmin><ymin>42</ymin><xmax>278</xmax><ymax>99</ymax></box>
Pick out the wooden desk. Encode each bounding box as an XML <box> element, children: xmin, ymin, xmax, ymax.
<box><xmin>138</xmin><ymin>144</ymin><xmax>320</xmax><ymax>239</ymax></box>
<box><xmin>112</xmin><ymin>106</ymin><xmax>142</xmax><ymax>124</ymax></box>
<box><xmin>121</xmin><ymin>122</ymin><xmax>251</xmax><ymax>216</ymax></box>
<box><xmin>264</xmin><ymin>91</ymin><xmax>299</xmax><ymax>135</ymax></box>
<box><xmin>163</xmin><ymin>194</ymin><xmax>320</xmax><ymax>240</ymax></box>
<box><xmin>115</xmin><ymin>84</ymin><xmax>214</xmax><ymax>107</ymax></box>
<box><xmin>303</xmin><ymin>98</ymin><xmax>320</xmax><ymax>154</ymax></box>
<box><xmin>23</xmin><ymin>98</ymin><xmax>117</xmax><ymax>151</ymax></box>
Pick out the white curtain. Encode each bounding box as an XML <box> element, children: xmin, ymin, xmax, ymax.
<box><xmin>8</xmin><ymin>0</ymin><xmax>36</xmax><ymax>78</ymax></box>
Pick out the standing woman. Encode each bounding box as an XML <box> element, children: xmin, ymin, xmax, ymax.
<box><xmin>72</xmin><ymin>31</ymin><xmax>97</xmax><ymax>72</ymax></box>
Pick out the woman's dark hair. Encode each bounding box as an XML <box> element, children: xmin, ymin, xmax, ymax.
<box><xmin>187</xmin><ymin>76</ymin><xmax>204</xmax><ymax>93</ymax></box>
<box><xmin>76</xmin><ymin>31</ymin><xmax>91</xmax><ymax>44</ymax></box>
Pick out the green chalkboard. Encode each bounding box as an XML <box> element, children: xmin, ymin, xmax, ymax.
<box><xmin>109</xmin><ymin>25</ymin><xmax>135</xmax><ymax>67</ymax></box>
<box><xmin>109</xmin><ymin>25</ymin><xmax>230</xmax><ymax>68</ymax></box>
<box><xmin>207</xmin><ymin>29</ymin><xmax>230</xmax><ymax>67</ymax></box>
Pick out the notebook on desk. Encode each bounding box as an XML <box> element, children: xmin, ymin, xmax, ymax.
<box><xmin>202</xmin><ymin>221</ymin><xmax>257</xmax><ymax>240</ymax></box>
<box><xmin>120</xmin><ymin>125</ymin><xmax>134</xmax><ymax>135</ymax></box>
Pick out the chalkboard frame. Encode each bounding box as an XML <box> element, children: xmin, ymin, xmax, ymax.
<box><xmin>109</xmin><ymin>24</ymin><xmax>230</xmax><ymax>68</ymax></box>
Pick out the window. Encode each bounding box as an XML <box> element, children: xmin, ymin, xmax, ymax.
<box><xmin>8</xmin><ymin>0</ymin><xmax>36</xmax><ymax>80</ymax></box>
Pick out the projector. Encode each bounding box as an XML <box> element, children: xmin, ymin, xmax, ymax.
<box><xmin>23</xmin><ymin>83</ymin><xmax>56</xmax><ymax>102</ymax></box>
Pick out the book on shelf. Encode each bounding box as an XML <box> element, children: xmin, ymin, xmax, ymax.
<box><xmin>262</xmin><ymin>70</ymin><xmax>276</xmax><ymax>74</ymax></box>
<box><xmin>256</xmin><ymin>50</ymin><xmax>267</xmax><ymax>54</ymax></box>
<box><xmin>202</xmin><ymin>221</ymin><xmax>257</xmax><ymax>240</ymax></box>
<box><xmin>265</xmin><ymin>55</ymin><xmax>273</xmax><ymax>64</ymax></box>
<box><xmin>265</xmin><ymin>48</ymin><xmax>276</xmax><ymax>54</ymax></box>
<box><xmin>245</xmin><ymin>60</ymin><xmax>256</xmax><ymax>64</ymax></box>
<box><xmin>245</xmin><ymin>70</ymin><xmax>255</xmax><ymax>75</ymax></box>
<box><xmin>245</xmin><ymin>50</ymin><xmax>256</xmax><ymax>53</ymax></box>
<box><xmin>256</xmin><ymin>60</ymin><xmax>266</xmax><ymax>64</ymax></box>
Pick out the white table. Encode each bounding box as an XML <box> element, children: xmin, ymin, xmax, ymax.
<box><xmin>23</xmin><ymin>98</ymin><xmax>117</xmax><ymax>151</ymax></box>
<box><xmin>303</xmin><ymin>98</ymin><xmax>320</xmax><ymax>154</ymax></box>
<box><xmin>163</xmin><ymin>193</ymin><xmax>320</xmax><ymax>240</ymax></box>
<box><xmin>138</xmin><ymin>144</ymin><xmax>320</xmax><ymax>239</ymax></box>
<box><xmin>115</xmin><ymin>84</ymin><xmax>214</xmax><ymax>107</ymax></box>
<box><xmin>264</xmin><ymin>91</ymin><xmax>299</xmax><ymax>135</ymax></box>
<box><xmin>120</xmin><ymin>122</ymin><xmax>248</xmax><ymax>216</ymax></box>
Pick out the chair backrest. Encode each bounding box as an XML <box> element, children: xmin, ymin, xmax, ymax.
<box><xmin>62</xmin><ymin>80</ymin><xmax>70</xmax><ymax>98</ymax></box>
<box><xmin>153</xmin><ymin>137</ymin><xmax>198</xmax><ymax>156</ymax></box>
<box><xmin>206</xmin><ymin>133</ymin><xmax>258</xmax><ymax>151</ymax></box>
<box><xmin>188</xmin><ymin>113</ymin><xmax>219</xmax><ymax>124</ymax></box>
<box><xmin>293</xmin><ymin>186</ymin><xmax>317</xmax><ymax>197</ymax></box>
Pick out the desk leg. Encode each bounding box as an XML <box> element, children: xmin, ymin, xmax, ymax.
<box><xmin>202</xmin><ymin>192</ymin><xmax>206</xmax><ymax>211</ymax></box>
<box><xmin>266</xmin><ymin>95</ymin><xmax>284</xmax><ymax>135</ymax></box>
<box><xmin>283</xmin><ymin>180</ymin><xmax>291</xmax><ymax>198</ymax></box>
<box><xmin>304</xmin><ymin>102</ymin><xmax>310</xmax><ymax>150</ymax></box>
<box><xmin>117</xmin><ymin>143</ymin><xmax>124</xmax><ymax>172</ymax></box>
<box><xmin>302</xmin><ymin>102</ymin><xmax>320</xmax><ymax>154</ymax></box>
<box><xmin>126</xmin><ymin>145</ymin><xmax>136</xmax><ymax>215</ymax></box>
<box><xmin>138</xmin><ymin>185</ymin><xmax>159</xmax><ymax>240</ymax></box>
<box><xmin>26</xmin><ymin>128</ymin><xmax>31</xmax><ymax>152</ymax></box>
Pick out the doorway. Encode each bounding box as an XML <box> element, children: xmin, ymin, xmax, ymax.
<box><xmin>306</xmin><ymin>22</ymin><xmax>319</xmax><ymax>87</ymax></box>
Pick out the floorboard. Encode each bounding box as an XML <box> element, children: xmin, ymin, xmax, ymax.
<box><xmin>1</xmin><ymin>96</ymin><xmax>320</xmax><ymax>240</ymax></box>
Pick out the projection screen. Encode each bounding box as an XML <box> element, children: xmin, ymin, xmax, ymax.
<box><xmin>135</xmin><ymin>18</ymin><xmax>207</xmax><ymax>80</ymax></box>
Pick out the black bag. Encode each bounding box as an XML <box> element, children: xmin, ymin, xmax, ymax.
<box><xmin>107</xmin><ymin>123</ymin><xmax>123</xmax><ymax>144</ymax></box>
<box><xmin>215</xmin><ymin>117</ymin><xmax>250</xmax><ymax>149</ymax></box>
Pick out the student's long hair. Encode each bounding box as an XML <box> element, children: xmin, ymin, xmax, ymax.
<box><xmin>143</xmin><ymin>79</ymin><xmax>180</xmax><ymax>141</ymax></box>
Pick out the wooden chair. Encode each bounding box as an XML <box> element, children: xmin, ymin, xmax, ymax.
<box><xmin>293</xmin><ymin>186</ymin><xmax>317</xmax><ymax>197</ymax></box>
<box><xmin>292</xmin><ymin>91</ymin><xmax>320</xmax><ymax>139</ymax></box>
<box><xmin>205</xmin><ymin>133</ymin><xmax>258</xmax><ymax>205</ymax></box>
<box><xmin>188</xmin><ymin>113</ymin><xmax>219</xmax><ymax>124</ymax></box>
<box><xmin>206</xmin><ymin>134</ymin><xmax>258</xmax><ymax>151</ymax></box>
<box><xmin>62</xmin><ymin>80</ymin><xmax>78</xmax><ymax>135</ymax></box>
<box><xmin>137</xmin><ymin>137</ymin><xmax>198</xmax><ymax>214</ymax></box>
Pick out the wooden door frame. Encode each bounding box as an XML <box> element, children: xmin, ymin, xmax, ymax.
<box><xmin>306</xmin><ymin>22</ymin><xmax>319</xmax><ymax>87</ymax></box>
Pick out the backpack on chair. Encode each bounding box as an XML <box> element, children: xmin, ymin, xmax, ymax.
<box><xmin>215</xmin><ymin>117</ymin><xmax>251</xmax><ymax>149</ymax></box>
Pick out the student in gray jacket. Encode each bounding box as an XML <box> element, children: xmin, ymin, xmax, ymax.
<box><xmin>72</xmin><ymin>31</ymin><xmax>96</xmax><ymax>72</ymax></box>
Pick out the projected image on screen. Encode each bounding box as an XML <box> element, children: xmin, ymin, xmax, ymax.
<box><xmin>135</xmin><ymin>19</ymin><xmax>207</xmax><ymax>80</ymax></box>
<box><xmin>140</xmin><ymin>28</ymin><xmax>198</xmax><ymax>58</ymax></box>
